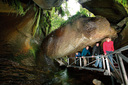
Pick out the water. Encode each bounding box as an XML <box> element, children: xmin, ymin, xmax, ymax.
<box><xmin>50</xmin><ymin>69</ymin><xmax>70</xmax><ymax>85</ymax></box>
<box><xmin>50</xmin><ymin>67</ymin><xmax>120</xmax><ymax>85</ymax></box>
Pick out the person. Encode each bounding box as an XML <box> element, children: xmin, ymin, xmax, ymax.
<box><xmin>103</xmin><ymin>37</ymin><xmax>114</xmax><ymax>71</ymax></box>
<box><xmin>81</xmin><ymin>46</ymin><xmax>91</xmax><ymax>66</ymax></box>
<box><xmin>75</xmin><ymin>51</ymin><xmax>81</xmax><ymax>66</ymax></box>
<box><xmin>92</xmin><ymin>42</ymin><xmax>103</xmax><ymax>68</ymax></box>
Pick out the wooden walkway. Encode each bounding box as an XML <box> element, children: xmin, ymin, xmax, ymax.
<box><xmin>55</xmin><ymin>45</ymin><xmax>128</xmax><ymax>85</ymax></box>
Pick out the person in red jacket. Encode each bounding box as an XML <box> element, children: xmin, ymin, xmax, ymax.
<box><xmin>103</xmin><ymin>37</ymin><xmax>114</xmax><ymax>71</ymax></box>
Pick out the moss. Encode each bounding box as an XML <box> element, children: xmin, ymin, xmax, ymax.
<box><xmin>32</xmin><ymin>8</ymin><xmax>41</xmax><ymax>36</ymax></box>
<box><xmin>2</xmin><ymin>0</ymin><xmax>32</xmax><ymax>15</ymax></box>
<box><xmin>115</xmin><ymin>0</ymin><xmax>128</xmax><ymax>13</ymax></box>
<box><xmin>115</xmin><ymin>0</ymin><xmax>128</xmax><ymax>6</ymax></box>
<box><xmin>40</xmin><ymin>10</ymin><xmax>52</xmax><ymax>37</ymax></box>
<box><xmin>12</xmin><ymin>51</ymin><xmax>34</xmax><ymax>64</ymax></box>
<box><xmin>60</xmin><ymin>12</ymin><xmax>87</xmax><ymax>27</ymax></box>
<box><xmin>50</xmin><ymin>5</ymin><xmax>95</xmax><ymax>30</ymax></box>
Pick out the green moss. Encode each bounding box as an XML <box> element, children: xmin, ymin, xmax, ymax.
<box><xmin>60</xmin><ymin>11</ymin><xmax>93</xmax><ymax>27</ymax></box>
<box><xmin>50</xmin><ymin>6</ymin><xmax>95</xmax><ymax>31</ymax></box>
<box><xmin>33</xmin><ymin>8</ymin><xmax>41</xmax><ymax>36</ymax></box>
<box><xmin>115</xmin><ymin>0</ymin><xmax>128</xmax><ymax>13</ymax></box>
<box><xmin>115</xmin><ymin>0</ymin><xmax>128</xmax><ymax>6</ymax></box>
<box><xmin>13</xmin><ymin>51</ymin><xmax>34</xmax><ymax>64</ymax></box>
<box><xmin>2</xmin><ymin>0</ymin><xmax>32</xmax><ymax>15</ymax></box>
<box><xmin>39</xmin><ymin>10</ymin><xmax>52</xmax><ymax>37</ymax></box>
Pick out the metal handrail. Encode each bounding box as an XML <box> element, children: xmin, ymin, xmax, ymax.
<box><xmin>55</xmin><ymin>45</ymin><xmax>128</xmax><ymax>85</ymax></box>
<box><xmin>65</xmin><ymin>45</ymin><xmax>128</xmax><ymax>85</ymax></box>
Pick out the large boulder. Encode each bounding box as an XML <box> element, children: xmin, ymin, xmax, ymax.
<box><xmin>33</xmin><ymin>0</ymin><xmax>63</xmax><ymax>9</ymax></box>
<box><xmin>79</xmin><ymin>0</ymin><xmax>128</xmax><ymax>24</ymax></box>
<box><xmin>37</xmin><ymin>16</ymin><xmax>117</xmax><ymax>66</ymax></box>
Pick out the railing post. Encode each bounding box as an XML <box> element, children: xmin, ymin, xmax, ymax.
<box><xmin>102</xmin><ymin>56</ymin><xmax>105</xmax><ymax>70</ymax></box>
<box><xmin>105</xmin><ymin>56</ymin><xmax>111</xmax><ymax>75</ymax></box>
<box><xmin>75</xmin><ymin>57</ymin><xmax>76</xmax><ymax>64</ymax></box>
<box><xmin>80</xmin><ymin>57</ymin><xmax>82</xmax><ymax>67</ymax></box>
<box><xmin>67</xmin><ymin>58</ymin><xmax>69</xmax><ymax>65</ymax></box>
<box><xmin>87</xmin><ymin>58</ymin><xmax>89</xmax><ymax>64</ymax></box>
<box><xmin>60</xmin><ymin>58</ymin><xmax>62</xmax><ymax>61</ymax></box>
<box><xmin>118</xmin><ymin>54</ymin><xmax>128</xmax><ymax>85</ymax></box>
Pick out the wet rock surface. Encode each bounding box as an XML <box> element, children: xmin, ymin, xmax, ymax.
<box><xmin>114</xmin><ymin>17</ymin><xmax>128</xmax><ymax>49</ymax></box>
<box><xmin>0</xmin><ymin>58</ymin><xmax>57</xmax><ymax>85</ymax></box>
<box><xmin>0</xmin><ymin>58</ymin><xmax>36</xmax><ymax>85</ymax></box>
<box><xmin>33</xmin><ymin>0</ymin><xmax>63</xmax><ymax>9</ymax></box>
<box><xmin>79</xmin><ymin>0</ymin><xmax>128</xmax><ymax>24</ymax></box>
<box><xmin>0</xmin><ymin>8</ymin><xmax>35</xmax><ymax>57</ymax></box>
<box><xmin>37</xmin><ymin>16</ymin><xmax>117</xmax><ymax>61</ymax></box>
<box><xmin>0</xmin><ymin>7</ymin><xmax>43</xmax><ymax>66</ymax></box>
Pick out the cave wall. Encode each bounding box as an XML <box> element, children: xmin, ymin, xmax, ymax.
<box><xmin>0</xmin><ymin>8</ymin><xmax>42</xmax><ymax>66</ymax></box>
<box><xmin>115</xmin><ymin>17</ymin><xmax>128</xmax><ymax>49</ymax></box>
<box><xmin>121</xmin><ymin>22</ymin><xmax>128</xmax><ymax>46</ymax></box>
<box><xmin>33</xmin><ymin>0</ymin><xmax>63</xmax><ymax>9</ymax></box>
<box><xmin>79</xmin><ymin>0</ymin><xmax>128</xmax><ymax>24</ymax></box>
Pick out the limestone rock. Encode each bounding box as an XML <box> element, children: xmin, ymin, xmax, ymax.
<box><xmin>33</xmin><ymin>0</ymin><xmax>63</xmax><ymax>9</ymax></box>
<box><xmin>0</xmin><ymin>1</ymin><xmax>16</xmax><ymax>13</ymax></box>
<box><xmin>21</xmin><ymin>56</ymin><xmax>36</xmax><ymax>66</ymax></box>
<box><xmin>117</xmin><ymin>17</ymin><xmax>128</xmax><ymax>27</ymax></box>
<box><xmin>0</xmin><ymin>58</ymin><xmax>47</xmax><ymax>85</ymax></box>
<box><xmin>115</xmin><ymin>19</ymin><xmax>128</xmax><ymax>48</ymax></box>
<box><xmin>93</xmin><ymin>79</ymin><xmax>104</xmax><ymax>85</ymax></box>
<box><xmin>0</xmin><ymin>8</ymin><xmax>42</xmax><ymax>66</ymax></box>
<box><xmin>0</xmin><ymin>8</ymin><xmax>35</xmax><ymax>56</ymax></box>
<box><xmin>79</xmin><ymin>0</ymin><xmax>128</xmax><ymax>24</ymax></box>
<box><xmin>37</xmin><ymin>16</ymin><xmax>117</xmax><ymax>67</ymax></box>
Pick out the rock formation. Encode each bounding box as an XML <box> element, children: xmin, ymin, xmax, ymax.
<box><xmin>93</xmin><ymin>79</ymin><xmax>104</xmax><ymax>85</ymax></box>
<box><xmin>36</xmin><ymin>16</ymin><xmax>117</xmax><ymax>67</ymax></box>
<box><xmin>115</xmin><ymin>17</ymin><xmax>128</xmax><ymax>49</ymax></box>
<box><xmin>0</xmin><ymin>0</ymin><xmax>128</xmax><ymax>84</ymax></box>
<box><xmin>0</xmin><ymin>7</ymin><xmax>41</xmax><ymax>66</ymax></box>
<box><xmin>33</xmin><ymin>0</ymin><xmax>63</xmax><ymax>9</ymax></box>
<box><xmin>78</xmin><ymin>0</ymin><xmax>128</xmax><ymax>24</ymax></box>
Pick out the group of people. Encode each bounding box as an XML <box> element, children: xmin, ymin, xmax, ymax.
<box><xmin>75</xmin><ymin>37</ymin><xmax>114</xmax><ymax>71</ymax></box>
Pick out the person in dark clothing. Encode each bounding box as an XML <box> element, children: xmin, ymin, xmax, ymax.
<box><xmin>75</xmin><ymin>52</ymin><xmax>81</xmax><ymax>66</ymax></box>
<box><xmin>82</xmin><ymin>46</ymin><xmax>91</xmax><ymax>66</ymax></box>
<box><xmin>92</xmin><ymin>42</ymin><xmax>103</xmax><ymax>68</ymax></box>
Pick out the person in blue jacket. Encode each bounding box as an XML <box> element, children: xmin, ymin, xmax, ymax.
<box><xmin>82</xmin><ymin>46</ymin><xmax>91</xmax><ymax>66</ymax></box>
<box><xmin>75</xmin><ymin>51</ymin><xmax>81</xmax><ymax>66</ymax></box>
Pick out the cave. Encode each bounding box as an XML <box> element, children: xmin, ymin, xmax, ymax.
<box><xmin>0</xmin><ymin>0</ymin><xmax>128</xmax><ymax>85</ymax></box>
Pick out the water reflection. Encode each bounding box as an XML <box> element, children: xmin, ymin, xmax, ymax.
<box><xmin>51</xmin><ymin>69</ymin><xmax>70</xmax><ymax>85</ymax></box>
<box><xmin>50</xmin><ymin>67</ymin><xmax>120</xmax><ymax>85</ymax></box>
